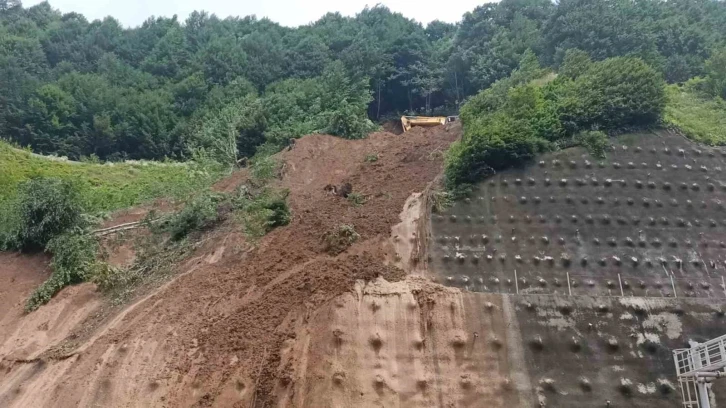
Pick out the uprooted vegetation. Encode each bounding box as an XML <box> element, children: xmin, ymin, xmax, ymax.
<box><xmin>323</xmin><ymin>224</ymin><xmax>361</xmax><ymax>255</ymax></box>
<box><xmin>0</xmin><ymin>177</ymin><xmax>105</xmax><ymax>311</ymax></box>
<box><xmin>347</xmin><ymin>192</ymin><xmax>367</xmax><ymax>207</ymax></box>
<box><xmin>93</xmin><ymin>161</ymin><xmax>292</xmax><ymax>303</ymax></box>
<box><xmin>233</xmin><ymin>187</ymin><xmax>291</xmax><ymax>239</ymax></box>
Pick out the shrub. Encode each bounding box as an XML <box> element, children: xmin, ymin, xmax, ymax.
<box><xmin>323</xmin><ymin>224</ymin><xmax>360</xmax><ymax>255</ymax></box>
<box><xmin>250</xmin><ymin>155</ymin><xmax>278</xmax><ymax>182</ymax></box>
<box><xmin>10</xmin><ymin>178</ymin><xmax>86</xmax><ymax>251</ymax></box>
<box><xmin>164</xmin><ymin>192</ymin><xmax>223</xmax><ymax>241</ymax></box>
<box><xmin>26</xmin><ymin>230</ymin><xmax>103</xmax><ymax>311</ymax></box>
<box><xmin>446</xmin><ymin>96</ymin><xmax>552</xmax><ymax>187</ymax></box>
<box><xmin>234</xmin><ymin>188</ymin><xmax>291</xmax><ymax>239</ymax></box>
<box><xmin>347</xmin><ymin>192</ymin><xmax>367</xmax><ymax>207</ymax></box>
<box><xmin>574</xmin><ymin>130</ymin><xmax>609</xmax><ymax>159</ymax></box>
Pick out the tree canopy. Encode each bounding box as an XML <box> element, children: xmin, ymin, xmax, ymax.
<box><xmin>0</xmin><ymin>0</ymin><xmax>725</xmax><ymax>162</ymax></box>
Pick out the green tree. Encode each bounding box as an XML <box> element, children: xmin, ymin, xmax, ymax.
<box><xmin>557</xmin><ymin>57</ymin><xmax>666</xmax><ymax>132</ymax></box>
<box><xmin>704</xmin><ymin>48</ymin><xmax>726</xmax><ymax>99</ymax></box>
<box><xmin>558</xmin><ymin>48</ymin><xmax>591</xmax><ymax>79</ymax></box>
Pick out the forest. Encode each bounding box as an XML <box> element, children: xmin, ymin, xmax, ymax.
<box><xmin>1</xmin><ymin>0</ymin><xmax>726</xmax><ymax>164</ymax></box>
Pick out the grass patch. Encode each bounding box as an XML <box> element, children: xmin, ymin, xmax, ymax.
<box><xmin>0</xmin><ymin>140</ymin><xmax>223</xmax><ymax>216</ymax></box>
<box><xmin>664</xmin><ymin>85</ymin><xmax>726</xmax><ymax>146</ymax></box>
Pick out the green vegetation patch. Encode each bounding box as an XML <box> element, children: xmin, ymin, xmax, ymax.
<box><xmin>26</xmin><ymin>230</ymin><xmax>104</xmax><ymax>311</ymax></box>
<box><xmin>0</xmin><ymin>141</ymin><xmax>222</xmax><ymax>214</ymax></box>
<box><xmin>664</xmin><ymin>85</ymin><xmax>726</xmax><ymax>146</ymax></box>
<box><xmin>446</xmin><ymin>52</ymin><xmax>666</xmax><ymax>188</ymax></box>
<box><xmin>234</xmin><ymin>187</ymin><xmax>291</xmax><ymax>239</ymax></box>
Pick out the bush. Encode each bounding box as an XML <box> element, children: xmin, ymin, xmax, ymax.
<box><xmin>164</xmin><ymin>192</ymin><xmax>223</xmax><ymax>241</ymax></box>
<box><xmin>574</xmin><ymin>130</ymin><xmax>609</xmax><ymax>158</ymax></box>
<box><xmin>9</xmin><ymin>178</ymin><xmax>86</xmax><ymax>251</ymax></box>
<box><xmin>446</xmin><ymin>83</ymin><xmax>554</xmax><ymax>187</ymax></box>
<box><xmin>234</xmin><ymin>187</ymin><xmax>291</xmax><ymax>239</ymax></box>
<box><xmin>26</xmin><ymin>230</ymin><xmax>103</xmax><ymax>311</ymax></box>
<box><xmin>323</xmin><ymin>224</ymin><xmax>360</xmax><ymax>255</ymax></box>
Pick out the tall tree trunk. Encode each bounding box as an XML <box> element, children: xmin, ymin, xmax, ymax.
<box><xmin>454</xmin><ymin>71</ymin><xmax>460</xmax><ymax>106</ymax></box>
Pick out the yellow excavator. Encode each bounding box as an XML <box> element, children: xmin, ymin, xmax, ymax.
<box><xmin>401</xmin><ymin>116</ymin><xmax>458</xmax><ymax>132</ymax></box>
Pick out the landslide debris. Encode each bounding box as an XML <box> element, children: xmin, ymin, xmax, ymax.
<box><xmin>0</xmin><ymin>124</ymin><xmax>460</xmax><ymax>408</ymax></box>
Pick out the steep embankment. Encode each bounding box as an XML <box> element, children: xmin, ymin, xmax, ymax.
<box><xmin>0</xmin><ymin>124</ymin><xmax>460</xmax><ymax>407</ymax></box>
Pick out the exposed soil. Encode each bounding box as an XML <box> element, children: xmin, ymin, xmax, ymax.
<box><xmin>0</xmin><ymin>253</ymin><xmax>51</xmax><ymax>346</ymax></box>
<box><xmin>0</xmin><ymin>124</ymin><xmax>460</xmax><ymax>407</ymax></box>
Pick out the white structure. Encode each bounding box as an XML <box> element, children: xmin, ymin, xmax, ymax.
<box><xmin>673</xmin><ymin>334</ymin><xmax>726</xmax><ymax>408</ymax></box>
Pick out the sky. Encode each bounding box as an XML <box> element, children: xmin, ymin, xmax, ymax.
<box><xmin>24</xmin><ymin>0</ymin><xmax>492</xmax><ymax>28</ymax></box>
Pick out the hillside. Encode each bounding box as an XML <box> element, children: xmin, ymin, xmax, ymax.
<box><xmin>0</xmin><ymin>141</ymin><xmax>219</xmax><ymax>213</ymax></box>
<box><xmin>2</xmin><ymin>0</ymin><xmax>726</xmax><ymax>407</ymax></box>
<box><xmin>5</xmin><ymin>126</ymin><xmax>726</xmax><ymax>407</ymax></box>
<box><xmin>0</xmin><ymin>125</ymin><xmax>461</xmax><ymax>407</ymax></box>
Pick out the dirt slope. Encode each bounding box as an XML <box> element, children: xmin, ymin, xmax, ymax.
<box><xmin>0</xmin><ymin>125</ymin><xmax>460</xmax><ymax>407</ymax></box>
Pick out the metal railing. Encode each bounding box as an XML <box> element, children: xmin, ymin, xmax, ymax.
<box><xmin>679</xmin><ymin>377</ymin><xmax>702</xmax><ymax>408</ymax></box>
<box><xmin>674</xmin><ymin>334</ymin><xmax>726</xmax><ymax>377</ymax></box>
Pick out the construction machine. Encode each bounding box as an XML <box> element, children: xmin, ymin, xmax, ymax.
<box><xmin>401</xmin><ymin>116</ymin><xmax>458</xmax><ymax>132</ymax></box>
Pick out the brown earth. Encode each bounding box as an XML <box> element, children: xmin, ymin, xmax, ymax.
<box><xmin>0</xmin><ymin>124</ymin><xmax>461</xmax><ymax>407</ymax></box>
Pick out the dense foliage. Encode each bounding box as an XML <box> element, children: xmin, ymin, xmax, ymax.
<box><xmin>446</xmin><ymin>53</ymin><xmax>667</xmax><ymax>187</ymax></box>
<box><xmin>2</xmin><ymin>177</ymin><xmax>85</xmax><ymax>250</ymax></box>
<box><xmin>1</xmin><ymin>0</ymin><xmax>725</xmax><ymax>163</ymax></box>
